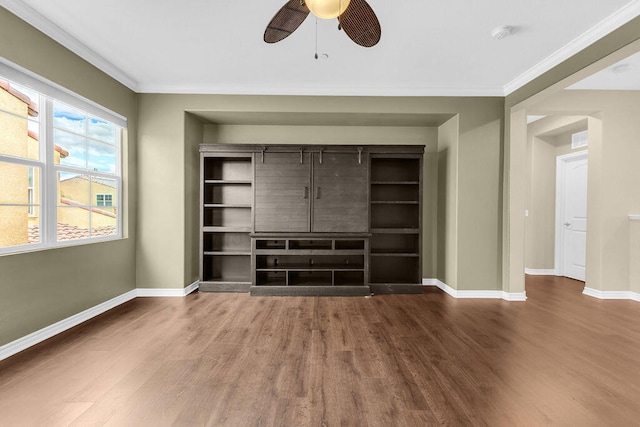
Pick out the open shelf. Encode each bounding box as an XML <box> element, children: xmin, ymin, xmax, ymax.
<box><xmin>204</xmin><ymin>157</ymin><xmax>252</xmax><ymax>181</ymax></box>
<box><xmin>371</xmin><ymin>158</ymin><xmax>420</xmax><ymax>182</ymax></box>
<box><xmin>370</xmin><ymin>256</ymin><xmax>420</xmax><ymax>284</ymax></box>
<box><xmin>256</xmin><ymin>255</ymin><xmax>365</xmax><ymax>270</ymax></box>
<box><xmin>371</xmin><ymin>233</ymin><xmax>420</xmax><ymax>254</ymax></box>
<box><xmin>204</xmin><ymin>183</ymin><xmax>252</xmax><ymax>205</ymax></box>
<box><xmin>203</xmin><ymin>206</ymin><xmax>251</xmax><ymax>228</ymax></box>
<box><xmin>371</xmin><ymin>204</ymin><xmax>419</xmax><ymax>229</ymax></box>
<box><xmin>203</xmin><ymin>232</ymin><xmax>251</xmax><ymax>253</ymax></box>
<box><xmin>203</xmin><ymin>254</ymin><xmax>251</xmax><ymax>283</ymax></box>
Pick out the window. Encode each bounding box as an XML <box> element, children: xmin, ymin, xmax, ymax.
<box><xmin>0</xmin><ymin>59</ymin><xmax>126</xmax><ymax>254</ymax></box>
<box><xmin>96</xmin><ymin>193</ymin><xmax>113</xmax><ymax>207</ymax></box>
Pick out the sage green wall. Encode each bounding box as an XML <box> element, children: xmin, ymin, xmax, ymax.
<box><xmin>137</xmin><ymin>95</ymin><xmax>504</xmax><ymax>290</ymax></box>
<box><xmin>0</xmin><ymin>9</ymin><xmax>138</xmax><ymax>346</ymax></box>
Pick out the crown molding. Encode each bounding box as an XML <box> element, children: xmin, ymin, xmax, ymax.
<box><xmin>135</xmin><ymin>83</ymin><xmax>506</xmax><ymax>97</ymax></box>
<box><xmin>0</xmin><ymin>0</ymin><xmax>139</xmax><ymax>91</ymax></box>
<box><xmin>503</xmin><ymin>0</ymin><xmax>640</xmax><ymax>95</ymax></box>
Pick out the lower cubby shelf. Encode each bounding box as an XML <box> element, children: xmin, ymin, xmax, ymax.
<box><xmin>250</xmin><ymin>234</ymin><xmax>370</xmax><ymax>295</ymax></box>
<box><xmin>370</xmin><ymin>255</ymin><xmax>420</xmax><ymax>284</ymax></box>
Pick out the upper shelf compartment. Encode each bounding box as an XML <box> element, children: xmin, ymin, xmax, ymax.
<box><xmin>204</xmin><ymin>157</ymin><xmax>252</xmax><ymax>182</ymax></box>
<box><xmin>371</xmin><ymin>158</ymin><xmax>420</xmax><ymax>183</ymax></box>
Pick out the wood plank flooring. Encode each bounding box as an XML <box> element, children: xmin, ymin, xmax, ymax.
<box><xmin>1</xmin><ymin>276</ymin><xmax>639</xmax><ymax>426</ymax></box>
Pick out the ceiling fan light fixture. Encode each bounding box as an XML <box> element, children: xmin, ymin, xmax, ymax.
<box><xmin>305</xmin><ymin>0</ymin><xmax>351</xmax><ymax>19</ymax></box>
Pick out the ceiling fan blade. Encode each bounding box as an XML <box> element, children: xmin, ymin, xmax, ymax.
<box><xmin>264</xmin><ymin>0</ymin><xmax>311</xmax><ymax>44</ymax></box>
<box><xmin>339</xmin><ymin>0</ymin><xmax>381</xmax><ymax>47</ymax></box>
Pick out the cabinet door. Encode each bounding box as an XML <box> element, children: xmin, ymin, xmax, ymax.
<box><xmin>255</xmin><ymin>152</ymin><xmax>310</xmax><ymax>232</ymax></box>
<box><xmin>312</xmin><ymin>152</ymin><xmax>368</xmax><ymax>232</ymax></box>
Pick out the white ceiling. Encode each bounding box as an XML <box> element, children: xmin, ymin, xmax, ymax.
<box><xmin>2</xmin><ymin>0</ymin><xmax>640</xmax><ymax>96</ymax></box>
<box><xmin>568</xmin><ymin>50</ymin><xmax>640</xmax><ymax>90</ymax></box>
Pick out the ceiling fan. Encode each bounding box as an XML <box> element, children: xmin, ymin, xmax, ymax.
<box><xmin>264</xmin><ymin>0</ymin><xmax>381</xmax><ymax>48</ymax></box>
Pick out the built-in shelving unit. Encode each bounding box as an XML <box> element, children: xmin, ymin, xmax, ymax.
<box><xmin>250</xmin><ymin>234</ymin><xmax>370</xmax><ymax>296</ymax></box>
<box><xmin>200</xmin><ymin>152</ymin><xmax>253</xmax><ymax>292</ymax></box>
<box><xmin>369</xmin><ymin>156</ymin><xmax>423</xmax><ymax>294</ymax></box>
<box><xmin>199</xmin><ymin>144</ymin><xmax>423</xmax><ymax>296</ymax></box>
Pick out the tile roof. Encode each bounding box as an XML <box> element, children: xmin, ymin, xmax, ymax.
<box><xmin>28</xmin><ymin>223</ymin><xmax>116</xmax><ymax>243</ymax></box>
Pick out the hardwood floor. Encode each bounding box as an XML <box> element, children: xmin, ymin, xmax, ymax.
<box><xmin>1</xmin><ymin>276</ymin><xmax>639</xmax><ymax>426</ymax></box>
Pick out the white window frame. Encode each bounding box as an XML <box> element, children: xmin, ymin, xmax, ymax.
<box><xmin>27</xmin><ymin>166</ymin><xmax>35</xmax><ymax>216</ymax></box>
<box><xmin>0</xmin><ymin>57</ymin><xmax>126</xmax><ymax>255</ymax></box>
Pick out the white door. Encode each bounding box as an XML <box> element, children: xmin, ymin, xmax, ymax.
<box><xmin>560</xmin><ymin>156</ymin><xmax>588</xmax><ymax>281</ymax></box>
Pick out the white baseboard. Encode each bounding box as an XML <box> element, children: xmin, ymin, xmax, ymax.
<box><xmin>583</xmin><ymin>287</ymin><xmax>640</xmax><ymax>302</ymax></box>
<box><xmin>0</xmin><ymin>281</ymin><xmax>200</xmax><ymax>362</ymax></box>
<box><xmin>525</xmin><ymin>268</ymin><xmax>557</xmax><ymax>276</ymax></box>
<box><xmin>423</xmin><ymin>279</ymin><xmax>526</xmax><ymax>301</ymax></box>
<box><xmin>137</xmin><ymin>280</ymin><xmax>199</xmax><ymax>297</ymax></box>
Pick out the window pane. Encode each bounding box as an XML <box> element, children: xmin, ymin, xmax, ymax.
<box><xmin>0</xmin><ymin>206</ymin><xmax>40</xmax><ymax>248</ymax></box>
<box><xmin>0</xmin><ymin>111</ymin><xmax>39</xmax><ymax>160</ymax></box>
<box><xmin>57</xmin><ymin>207</ymin><xmax>90</xmax><ymax>241</ymax></box>
<box><xmin>58</xmin><ymin>171</ymin><xmax>90</xmax><ymax>207</ymax></box>
<box><xmin>54</xmin><ymin>102</ymin><xmax>86</xmax><ymax>134</ymax></box>
<box><xmin>55</xmin><ymin>129</ymin><xmax>87</xmax><ymax>169</ymax></box>
<box><xmin>88</xmin><ymin>117</ymin><xmax>116</xmax><ymax>144</ymax></box>
<box><xmin>88</xmin><ymin>139</ymin><xmax>116</xmax><ymax>172</ymax></box>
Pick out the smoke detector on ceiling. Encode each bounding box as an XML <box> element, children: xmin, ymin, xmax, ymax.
<box><xmin>612</xmin><ymin>63</ymin><xmax>632</xmax><ymax>73</ymax></box>
<box><xmin>491</xmin><ymin>26</ymin><xmax>513</xmax><ymax>40</ymax></box>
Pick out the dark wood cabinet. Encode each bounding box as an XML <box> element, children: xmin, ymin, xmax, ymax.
<box><xmin>254</xmin><ymin>149</ymin><xmax>368</xmax><ymax>233</ymax></box>
<box><xmin>199</xmin><ymin>144</ymin><xmax>423</xmax><ymax>296</ymax></box>
<box><xmin>255</xmin><ymin>152</ymin><xmax>311</xmax><ymax>232</ymax></box>
<box><xmin>312</xmin><ymin>151</ymin><xmax>368</xmax><ymax>233</ymax></box>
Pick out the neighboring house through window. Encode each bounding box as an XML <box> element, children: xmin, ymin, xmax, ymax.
<box><xmin>0</xmin><ymin>59</ymin><xmax>126</xmax><ymax>253</ymax></box>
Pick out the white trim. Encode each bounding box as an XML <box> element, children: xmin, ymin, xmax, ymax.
<box><xmin>0</xmin><ymin>289</ymin><xmax>137</xmax><ymax>362</ymax></box>
<box><xmin>503</xmin><ymin>1</ymin><xmax>640</xmax><ymax>95</ymax></box>
<box><xmin>583</xmin><ymin>287</ymin><xmax>640</xmax><ymax>302</ymax></box>
<box><xmin>555</xmin><ymin>150</ymin><xmax>589</xmax><ymax>279</ymax></box>
<box><xmin>525</xmin><ymin>268</ymin><xmax>558</xmax><ymax>276</ymax></box>
<box><xmin>0</xmin><ymin>282</ymin><xmax>200</xmax><ymax>362</ymax></box>
<box><xmin>423</xmin><ymin>279</ymin><xmax>526</xmax><ymax>301</ymax></box>
<box><xmin>137</xmin><ymin>281</ymin><xmax>200</xmax><ymax>297</ymax></box>
<box><xmin>630</xmin><ymin>215</ymin><xmax>640</xmax><ymax>221</ymax></box>
<box><xmin>0</xmin><ymin>0</ymin><xmax>139</xmax><ymax>92</ymax></box>
<box><xmin>135</xmin><ymin>83</ymin><xmax>505</xmax><ymax>97</ymax></box>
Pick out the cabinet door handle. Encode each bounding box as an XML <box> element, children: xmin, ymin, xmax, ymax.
<box><xmin>304</xmin><ymin>186</ymin><xmax>309</xmax><ymax>199</ymax></box>
<box><xmin>315</xmin><ymin>187</ymin><xmax>320</xmax><ymax>199</ymax></box>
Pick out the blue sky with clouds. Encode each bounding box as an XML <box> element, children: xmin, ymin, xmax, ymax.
<box><xmin>54</xmin><ymin>102</ymin><xmax>116</xmax><ymax>173</ymax></box>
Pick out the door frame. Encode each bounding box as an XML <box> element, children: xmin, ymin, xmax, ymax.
<box><xmin>555</xmin><ymin>150</ymin><xmax>588</xmax><ymax>277</ymax></box>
